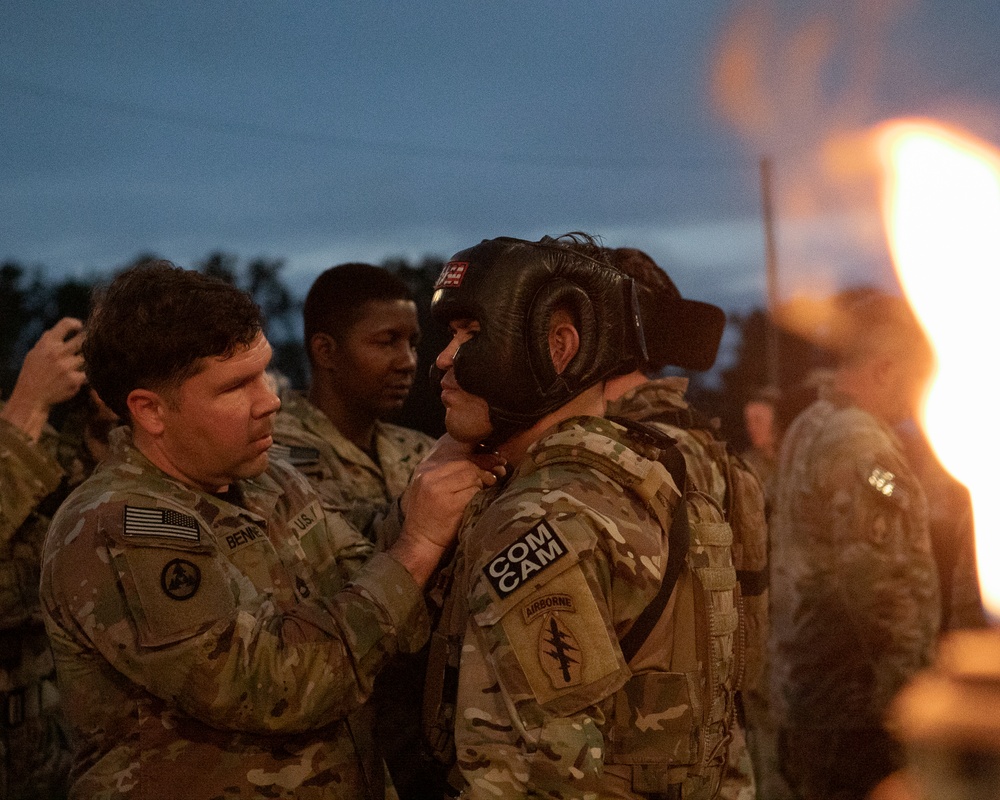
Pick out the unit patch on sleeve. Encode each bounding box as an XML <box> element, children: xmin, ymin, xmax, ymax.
<box><xmin>124</xmin><ymin>506</ymin><xmax>200</xmax><ymax>542</ymax></box>
<box><xmin>483</xmin><ymin>520</ymin><xmax>568</xmax><ymax>599</ymax></box>
<box><xmin>498</xmin><ymin>567</ymin><xmax>623</xmax><ymax>707</ymax></box>
<box><xmin>160</xmin><ymin>558</ymin><xmax>201</xmax><ymax>601</ymax></box>
<box><xmin>539</xmin><ymin>614</ymin><xmax>582</xmax><ymax>687</ymax></box>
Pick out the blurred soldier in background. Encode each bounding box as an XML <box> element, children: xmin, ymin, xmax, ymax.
<box><xmin>271</xmin><ymin>262</ymin><xmax>438</xmax><ymax>797</ymax></box>
<box><xmin>768</xmin><ymin>292</ymin><xmax>940</xmax><ymax>800</ymax></box>
<box><xmin>272</xmin><ymin>263</ymin><xmax>434</xmax><ymax>540</ymax></box>
<box><xmin>40</xmin><ymin>262</ymin><xmax>500</xmax><ymax>799</ymax></box>
<box><xmin>1</xmin><ymin>317</ymin><xmax>91</xmax><ymax>800</ymax></box>
<box><xmin>741</xmin><ymin>386</ymin><xmax>781</xmax><ymax>514</ymax></box>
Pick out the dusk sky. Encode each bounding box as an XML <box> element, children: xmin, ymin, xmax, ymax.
<box><xmin>5</xmin><ymin>0</ymin><xmax>1000</xmax><ymax>316</ymax></box>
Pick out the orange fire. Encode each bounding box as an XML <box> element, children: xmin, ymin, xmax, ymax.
<box><xmin>878</xmin><ymin>119</ymin><xmax>1000</xmax><ymax>617</ymax></box>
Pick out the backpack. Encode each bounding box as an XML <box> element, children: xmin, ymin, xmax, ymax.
<box><xmin>529</xmin><ymin>415</ymin><xmax>750</xmax><ymax>799</ymax></box>
<box><xmin>630</xmin><ymin>409</ymin><xmax>769</xmax><ymax>702</ymax></box>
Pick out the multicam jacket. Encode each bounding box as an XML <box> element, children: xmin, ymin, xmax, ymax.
<box><xmin>0</xmin><ymin>412</ymin><xmax>90</xmax><ymax>800</ymax></box>
<box><xmin>606</xmin><ymin>377</ymin><xmax>765</xmax><ymax>800</ymax></box>
<box><xmin>768</xmin><ymin>394</ymin><xmax>940</xmax><ymax>730</ymax></box>
<box><xmin>40</xmin><ymin>429</ymin><xmax>430</xmax><ymax>800</ymax></box>
<box><xmin>425</xmin><ymin>414</ymin><xmax>738</xmax><ymax>799</ymax></box>
<box><xmin>272</xmin><ymin>392</ymin><xmax>434</xmax><ymax>537</ymax></box>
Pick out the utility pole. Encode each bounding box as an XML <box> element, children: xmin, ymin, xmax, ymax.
<box><xmin>759</xmin><ymin>156</ymin><xmax>780</xmax><ymax>391</ymax></box>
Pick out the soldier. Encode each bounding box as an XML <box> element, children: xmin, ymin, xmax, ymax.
<box><xmin>1</xmin><ymin>317</ymin><xmax>88</xmax><ymax>800</ymax></box>
<box><xmin>422</xmin><ymin>235</ymin><xmax>744</xmax><ymax>798</ymax></box>
<box><xmin>768</xmin><ymin>292</ymin><xmax>940</xmax><ymax>800</ymax></box>
<box><xmin>602</xmin><ymin>247</ymin><xmax>768</xmax><ymax>800</ymax></box>
<box><xmin>271</xmin><ymin>263</ymin><xmax>438</xmax><ymax>798</ymax></box>
<box><xmin>272</xmin><ymin>263</ymin><xmax>434</xmax><ymax>539</ymax></box>
<box><xmin>740</xmin><ymin>386</ymin><xmax>781</xmax><ymax>513</ymax></box>
<box><xmin>39</xmin><ymin>262</ymin><xmax>500</xmax><ymax>800</ymax></box>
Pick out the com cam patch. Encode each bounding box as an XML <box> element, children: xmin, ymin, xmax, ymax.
<box><xmin>483</xmin><ymin>520</ymin><xmax>568</xmax><ymax>599</ymax></box>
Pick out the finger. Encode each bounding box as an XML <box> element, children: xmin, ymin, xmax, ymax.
<box><xmin>49</xmin><ymin>317</ymin><xmax>84</xmax><ymax>342</ymax></box>
<box><xmin>62</xmin><ymin>330</ymin><xmax>85</xmax><ymax>354</ymax></box>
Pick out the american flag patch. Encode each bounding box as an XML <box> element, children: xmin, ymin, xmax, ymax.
<box><xmin>434</xmin><ymin>261</ymin><xmax>469</xmax><ymax>289</ymax></box>
<box><xmin>124</xmin><ymin>506</ymin><xmax>200</xmax><ymax>542</ymax></box>
<box><xmin>269</xmin><ymin>443</ymin><xmax>321</xmax><ymax>466</ymax></box>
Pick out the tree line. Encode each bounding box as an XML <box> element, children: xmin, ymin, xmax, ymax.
<box><xmin>0</xmin><ymin>252</ymin><xmax>834</xmax><ymax>449</ymax></box>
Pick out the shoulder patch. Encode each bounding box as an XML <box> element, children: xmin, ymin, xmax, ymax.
<box><xmin>538</xmin><ymin>614</ymin><xmax>583</xmax><ymax>687</ymax></box>
<box><xmin>498</xmin><ymin>566</ymin><xmax>624</xmax><ymax>706</ymax></box>
<box><xmin>270</xmin><ymin>443</ymin><xmax>321</xmax><ymax>466</ymax></box>
<box><xmin>160</xmin><ymin>558</ymin><xmax>201</xmax><ymax>600</ymax></box>
<box><xmin>483</xmin><ymin>520</ymin><xmax>568</xmax><ymax>599</ymax></box>
<box><xmin>124</xmin><ymin>506</ymin><xmax>200</xmax><ymax>542</ymax></box>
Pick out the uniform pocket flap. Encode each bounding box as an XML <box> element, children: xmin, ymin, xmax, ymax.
<box><xmin>109</xmin><ymin>543</ymin><xmax>236</xmax><ymax>648</ymax></box>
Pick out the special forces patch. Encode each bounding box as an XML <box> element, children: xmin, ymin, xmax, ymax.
<box><xmin>521</xmin><ymin>594</ymin><xmax>583</xmax><ymax>689</ymax></box>
<box><xmin>160</xmin><ymin>558</ymin><xmax>201</xmax><ymax>601</ymax></box>
<box><xmin>484</xmin><ymin>521</ymin><xmax>568</xmax><ymax>599</ymax></box>
<box><xmin>499</xmin><ymin>569</ymin><xmax>623</xmax><ymax>706</ymax></box>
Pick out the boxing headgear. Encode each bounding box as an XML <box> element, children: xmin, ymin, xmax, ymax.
<box><xmin>431</xmin><ymin>236</ymin><xmax>646</xmax><ymax>443</ymax></box>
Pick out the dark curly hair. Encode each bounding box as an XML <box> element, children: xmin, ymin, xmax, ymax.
<box><xmin>84</xmin><ymin>261</ymin><xmax>263</xmax><ymax>420</ymax></box>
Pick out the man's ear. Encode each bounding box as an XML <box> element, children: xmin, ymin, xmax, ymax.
<box><xmin>127</xmin><ymin>388</ymin><xmax>167</xmax><ymax>436</ymax></box>
<box><xmin>309</xmin><ymin>333</ymin><xmax>338</xmax><ymax>369</ymax></box>
<box><xmin>548</xmin><ymin>310</ymin><xmax>580</xmax><ymax>376</ymax></box>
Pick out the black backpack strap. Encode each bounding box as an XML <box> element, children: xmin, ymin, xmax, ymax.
<box><xmin>606</xmin><ymin>416</ymin><xmax>690</xmax><ymax>664</ymax></box>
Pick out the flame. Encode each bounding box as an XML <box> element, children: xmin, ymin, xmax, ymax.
<box><xmin>878</xmin><ymin>119</ymin><xmax>1000</xmax><ymax>617</ymax></box>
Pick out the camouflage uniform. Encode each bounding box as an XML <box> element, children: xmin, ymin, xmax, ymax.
<box><xmin>0</xmin><ymin>410</ymin><xmax>91</xmax><ymax>800</ymax></box>
<box><xmin>40</xmin><ymin>428</ymin><xmax>430</xmax><ymax>800</ymax></box>
<box><xmin>607</xmin><ymin>377</ymin><xmax>760</xmax><ymax>800</ymax></box>
<box><xmin>768</xmin><ymin>393</ymin><xmax>939</xmax><ymax>798</ymax></box>
<box><xmin>272</xmin><ymin>393</ymin><xmax>436</xmax><ymax>800</ymax></box>
<box><xmin>425</xmin><ymin>414</ymin><xmax>741</xmax><ymax>799</ymax></box>
<box><xmin>272</xmin><ymin>391</ymin><xmax>434</xmax><ymax>537</ymax></box>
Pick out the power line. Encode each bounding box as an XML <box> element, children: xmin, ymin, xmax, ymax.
<box><xmin>1</xmin><ymin>73</ymin><xmax>756</xmax><ymax>174</ymax></box>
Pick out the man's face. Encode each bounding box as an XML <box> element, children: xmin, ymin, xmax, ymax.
<box><xmin>331</xmin><ymin>299</ymin><xmax>420</xmax><ymax>418</ymax></box>
<box><xmin>435</xmin><ymin>318</ymin><xmax>493</xmax><ymax>444</ymax></box>
<box><xmin>743</xmin><ymin>400</ymin><xmax>775</xmax><ymax>450</ymax></box>
<box><xmin>156</xmin><ymin>332</ymin><xmax>281</xmax><ymax>491</ymax></box>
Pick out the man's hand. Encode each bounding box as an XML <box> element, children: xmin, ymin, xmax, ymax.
<box><xmin>1</xmin><ymin>318</ymin><xmax>87</xmax><ymax>442</ymax></box>
<box><xmin>390</xmin><ymin>435</ymin><xmax>506</xmax><ymax>585</ymax></box>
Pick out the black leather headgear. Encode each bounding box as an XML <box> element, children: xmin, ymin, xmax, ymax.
<box><xmin>431</xmin><ymin>236</ymin><xmax>646</xmax><ymax>443</ymax></box>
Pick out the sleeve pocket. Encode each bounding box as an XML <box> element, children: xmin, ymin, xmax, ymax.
<box><xmin>110</xmin><ymin>543</ymin><xmax>237</xmax><ymax>648</ymax></box>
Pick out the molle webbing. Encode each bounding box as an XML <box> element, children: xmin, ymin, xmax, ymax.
<box><xmin>646</xmin><ymin>408</ymin><xmax>769</xmax><ymax>597</ymax></box>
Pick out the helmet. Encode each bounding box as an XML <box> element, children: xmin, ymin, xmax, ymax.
<box><xmin>611</xmin><ymin>247</ymin><xmax>725</xmax><ymax>372</ymax></box>
<box><xmin>431</xmin><ymin>235</ymin><xmax>646</xmax><ymax>442</ymax></box>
